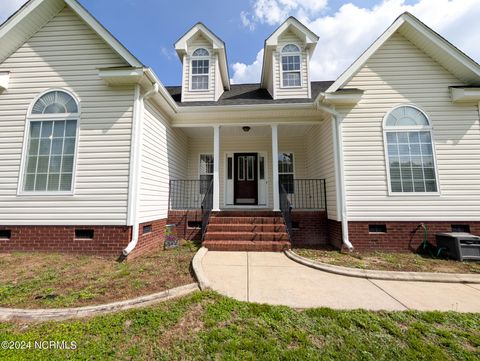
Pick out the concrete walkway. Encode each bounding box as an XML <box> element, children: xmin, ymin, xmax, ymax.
<box><xmin>202</xmin><ymin>251</ymin><xmax>480</xmax><ymax>312</ymax></box>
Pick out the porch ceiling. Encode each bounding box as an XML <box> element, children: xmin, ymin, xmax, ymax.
<box><xmin>180</xmin><ymin>124</ymin><xmax>319</xmax><ymax>138</ymax></box>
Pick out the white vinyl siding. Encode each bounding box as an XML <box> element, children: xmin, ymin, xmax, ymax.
<box><xmin>339</xmin><ymin>32</ymin><xmax>480</xmax><ymax>221</ymax></box>
<box><xmin>305</xmin><ymin>120</ymin><xmax>338</xmax><ymax>220</ymax></box>
<box><xmin>0</xmin><ymin>6</ymin><xmax>134</xmax><ymax>225</ymax></box>
<box><xmin>186</xmin><ymin>134</ymin><xmax>307</xmax><ymax>208</ymax></box>
<box><xmin>273</xmin><ymin>30</ymin><xmax>309</xmax><ymax>99</ymax></box>
<box><xmin>181</xmin><ymin>34</ymin><xmax>216</xmax><ymax>102</ymax></box>
<box><xmin>137</xmin><ymin>100</ymin><xmax>188</xmax><ymax>223</ymax></box>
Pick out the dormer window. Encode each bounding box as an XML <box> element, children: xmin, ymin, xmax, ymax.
<box><xmin>281</xmin><ymin>44</ymin><xmax>301</xmax><ymax>87</ymax></box>
<box><xmin>191</xmin><ymin>48</ymin><xmax>210</xmax><ymax>90</ymax></box>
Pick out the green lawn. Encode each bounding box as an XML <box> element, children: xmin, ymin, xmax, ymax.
<box><xmin>0</xmin><ymin>291</ymin><xmax>478</xmax><ymax>360</ymax></box>
<box><xmin>0</xmin><ymin>242</ymin><xmax>197</xmax><ymax>308</ymax></box>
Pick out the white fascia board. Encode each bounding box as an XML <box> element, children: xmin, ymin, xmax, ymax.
<box><xmin>175</xmin><ymin>23</ymin><xmax>224</xmax><ymax>52</ymax></box>
<box><xmin>327</xmin><ymin>12</ymin><xmax>480</xmax><ymax>93</ymax></box>
<box><xmin>143</xmin><ymin>68</ymin><xmax>179</xmax><ymax>113</ymax></box>
<box><xmin>321</xmin><ymin>90</ymin><xmax>364</xmax><ymax>105</ymax></box>
<box><xmin>0</xmin><ymin>0</ymin><xmax>43</xmax><ymax>39</ymax></box>
<box><xmin>451</xmin><ymin>87</ymin><xmax>480</xmax><ymax>103</ymax></box>
<box><xmin>405</xmin><ymin>15</ymin><xmax>480</xmax><ymax>81</ymax></box>
<box><xmin>265</xmin><ymin>17</ymin><xmax>319</xmax><ymax>47</ymax></box>
<box><xmin>98</xmin><ymin>67</ymin><xmax>144</xmax><ymax>85</ymax></box>
<box><xmin>64</xmin><ymin>0</ymin><xmax>143</xmax><ymax>67</ymax></box>
<box><xmin>0</xmin><ymin>72</ymin><xmax>10</xmax><ymax>91</ymax></box>
<box><xmin>177</xmin><ymin>101</ymin><xmax>315</xmax><ymax>114</ymax></box>
<box><xmin>326</xmin><ymin>16</ymin><xmax>405</xmax><ymax>93</ymax></box>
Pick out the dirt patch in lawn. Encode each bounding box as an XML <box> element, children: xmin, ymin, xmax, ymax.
<box><xmin>294</xmin><ymin>248</ymin><xmax>480</xmax><ymax>274</ymax></box>
<box><xmin>0</xmin><ymin>241</ymin><xmax>198</xmax><ymax>309</ymax></box>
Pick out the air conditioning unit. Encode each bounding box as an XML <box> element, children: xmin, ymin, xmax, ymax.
<box><xmin>435</xmin><ymin>233</ymin><xmax>480</xmax><ymax>261</ymax></box>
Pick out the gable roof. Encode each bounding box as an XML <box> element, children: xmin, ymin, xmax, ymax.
<box><xmin>174</xmin><ymin>22</ymin><xmax>230</xmax><ymax>90</ymax></box>
<box><xmin>326</xmin><ymin>12</ymin><xmax>480</xmax><ymax>93</ymax></box>
<box><xmin>261</xmin><ymin>16</ymin><xmax>319</xmax><ymax>88</ymax></box>
<box><xmin>0</xmin><ymin>0</ymin><xmax>143</xmax><ymax>67</ymax></box>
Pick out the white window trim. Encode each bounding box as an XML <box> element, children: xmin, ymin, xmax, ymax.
<box><xmin>189</xmin><ymin>47</ymin><xmax>210</xmax><ymax>92</ymax></box>
<box><xmin>17</xmin><ymin>89</ymin><xmax>81</xmax><ymax>196</ymax></box>
<box><xmin>382</xmin><ymin>104</ymin><xmax>441</xmax><ymax>197</ymax></box>
<box><xmin>278</xmin><ymin>151</ymin><xmax>295</xmax><ymax>194</ymax></box>
<box><xmin>198</xmin><ymin>153</ymin><xmax>214</xmax><ymax>178</ymax></box>
<box><xmin>280</xmin><ymin>44</ymin><xmax>302</xmax><ymax>89</ymax></box>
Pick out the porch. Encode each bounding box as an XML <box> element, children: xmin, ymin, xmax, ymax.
<box><xmin>167</xmin><ymin>123</ymin><xmax>332</xmax><ymax>250</ymax></box>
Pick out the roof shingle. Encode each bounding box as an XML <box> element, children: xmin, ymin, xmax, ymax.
<box><xmin>165</xmin><ymin>81</ymin><xmax>334</xmax><ymax>106</ymax></box>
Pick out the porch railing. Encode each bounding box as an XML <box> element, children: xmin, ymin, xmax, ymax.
<box><xmin>285</xmin><ymin>179</ymin><xmax>327</xmax><ymax>210</ymax></box>
<box><xmin>169</xmin><ymin>180</ymin><xmax>211</xmax><ymax>210</ymax></box>
<box><xmin>280</xmin><ymin>183</ymin><xmax>293</xmax><ymax>240</ymax></box>
<box><xmin>200</xmin><ymin>181</ymin><xmax>214</xmax><ymax>241</ymax></box>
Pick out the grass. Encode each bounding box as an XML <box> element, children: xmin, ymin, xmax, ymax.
<box><xmin>0</xmin><ymin>291</ymin><xmax>478</xmax><ymax>360</ymax></box>
<box><xmin>294</xmin><ymin>248</ymin><xmax>480</xmax><ymax>274</ymax></box>
<box><xmin>0</xmin><ymin>241</ymin><xmax>198</xmax><ymax>309</ymax></box>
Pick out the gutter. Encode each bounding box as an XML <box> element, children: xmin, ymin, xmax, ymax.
<box><xmin>123</xmin><ymin>82</ymin><xmax>159</xmax><ymax>257</ymax></box>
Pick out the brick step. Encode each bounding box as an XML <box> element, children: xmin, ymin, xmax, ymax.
<box><xmin>208</xmin><ymin>217</ymin><xmax>284</xmax><ymax>224</ymax></box>
<box><xmin>211</xmin><ymin>211</ymin><xmax>282</xmax><ymax>217</ymax></box>
<box><xmin>204</xmin><ymin>231</ymin><xmax>289</xmax><ymax>242</ymax></box>
<box><xmin>203</xmin><ymin>240</ymin><xmax>290</xmax><ymax>252</ymax></box>
<box><xmin>206</xmin><ymin>224</ymin><xmax>287</xmax><ymax>233</ymax></box>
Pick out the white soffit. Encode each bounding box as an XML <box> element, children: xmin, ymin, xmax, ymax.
<box><xmin>0</xmin><ymin>0</ymin><xmax>143</xmax><ymax>67</ymax></box>
<box><xmin>0</xmin><ymin>0</ymin><xmax>64</xmax><ymax>63</ymax></box>
<box><xmin>450</xmin><ymin>87</ymin><xmax>480</xmax><ymax>103</ymax></box>
<box><xmin>327</xmin><ymin>12</ymin><xmax>480</xmax><ymax>93</ymax></box>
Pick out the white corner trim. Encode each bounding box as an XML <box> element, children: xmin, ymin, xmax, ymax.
<box><xmin>0</xmin><ymin>72</ymin><xmax>10</xmax><ymax>91</ymax></box>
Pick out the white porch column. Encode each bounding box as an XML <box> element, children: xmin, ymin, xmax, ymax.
<box><xmin>271</xmin><ymin>124</ymin><xmax>280</xmax><ymax>211</ymax></box>
<box><xmin>213</xmin><ymin>125</ymin><xmax>220</xmax><ymax>211</ymax></box>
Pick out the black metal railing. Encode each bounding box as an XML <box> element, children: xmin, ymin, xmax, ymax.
<box><xmin>281</xmin><ymin>179</ymin><xmax>327</xmax><ymax>210</ymax></box>
<box><xmin>280</xmin><ymin>183</ymin><xmax>293</xmax><ymax>240</ymax></box>
<box><xmin>200</xmin><ymin>181</ymin><xmax>214</xmax><ymax>240</ymax></box>
<box><xmin>169</xmin><ymin>180</ymin><xmax>212</xmax><ymax>210</ymax></box>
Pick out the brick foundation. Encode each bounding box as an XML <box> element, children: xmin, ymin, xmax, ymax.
<box><xmin>167</xmin><ymin>210</ymin><xmax>203</xmax><ymax>241</ymax></box>
<box><xmin>327</xmin><ymin>219</ymin><xmax>343</xmax><ymax>249</ymax></box>
<box><xmin>290</xmin><ymin>211</ymin><xmax>328</xmax><ymax>247</ymax></box>
<box><xmin>0</xmin><ymin>225</ymin><xmax>132</xmax><ymax>257</ymax></box>
<box><xmin>127</xmin><ymin>218</ymin><xmax>168</xmax><ymax>260</ymax></box>
<box><xmin>169</xmin><ymin>209</ymin><xmax>329</xmax><ymax>248</ymax></box>
<box><xmin>348</xmin><ymin>221</ymin><xmax>480</xmax><ymax>251</ymax></box>
<box><xmin>0</xmin><ymin>218</ymin><xmax>169</xmax><ymax>259</ymax></box>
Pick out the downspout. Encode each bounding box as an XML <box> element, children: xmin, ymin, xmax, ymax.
<box><xmin>332</xmin><ymin>114</ymin><xmax>354</xmax><ymax>251</ymax></box>
<box><xmin>318</xmin><ymin>100</ymin><xmax>354</xmax><ymax>251</ymax></box>
<box><xmin>123</xmin><ymin>83</ymin><xmax>159</xmax><ymax>256</ymax></box>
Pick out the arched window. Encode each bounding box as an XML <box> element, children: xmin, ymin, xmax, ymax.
<box><xmin>21</xmin><ymin>90</ymin><xmax>80</xmax><ymax>194</ymax></box>
<box><xmin>282</xmin><ymin>44</ymin><xmax>300</xmax><ymax>53</ymax></box>
<box><xmin>191</xmin><ymin>48</ymin><xmax>210</xmax><ymax>90</ymax></box>
<box><xmin>281</xmin><ymin>44</ymin><xmax>301</xmax><ymax>87</ymax></box>
<box><xmin>192</xmin><ymin>48</ymin><xmax>209</xmax><ymax>57</ymax></box>
<box><xmin>384</xmin><ymin>105</ymin><xmax>438</xmax><ymax>193</ymax></box>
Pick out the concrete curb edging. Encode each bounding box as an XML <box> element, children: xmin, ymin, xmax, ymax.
<box><xmin>0</xmin><ymin>283</ymin><xmax>199</xmax><ymax>322</ymax></box>
<box><xmin>192</xmin><ymin>247</ymin><xmax>211</xmax><ymax>290</ymax></box>
<box><xmin>285</xmin><ymin>250</ymin><xmax>480</xmax><ymax>284</ymax></box>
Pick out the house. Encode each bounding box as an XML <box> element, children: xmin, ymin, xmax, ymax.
<box><xmin>0</xmin><ymin>0</ymin><xmax>479</xmax><ymax>258</ymax></box>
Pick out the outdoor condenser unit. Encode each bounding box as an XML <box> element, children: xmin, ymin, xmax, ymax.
<box><xmin>435</xmin><ymin>233</ymin><xmax>480</xmax><ymax>261</ymax></box>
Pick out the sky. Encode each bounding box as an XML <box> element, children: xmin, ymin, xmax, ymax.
<box><xmin>1</xmin><ymin>0</ymin><xmax>480</xmax><ymax>86</ymax></box>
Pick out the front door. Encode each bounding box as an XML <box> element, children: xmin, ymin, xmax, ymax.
<box><xmin>234</xmin><ymin>153</ymin><xmax>258</xmax><ymax>205</ymax></box>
